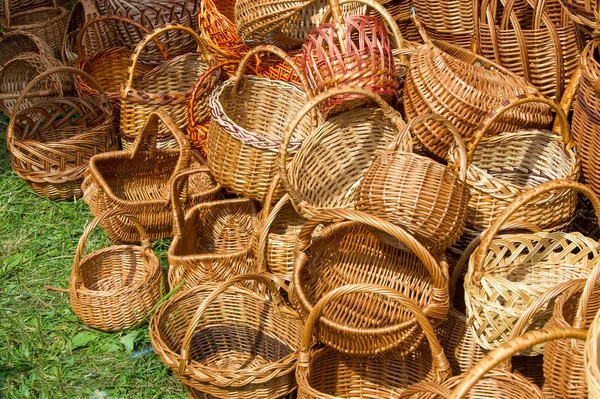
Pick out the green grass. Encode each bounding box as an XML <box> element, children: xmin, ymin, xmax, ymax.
<box><xmin>0</xmin><ymin>120</ymin><xmax>187</xmax><ymax>398</ymax></box>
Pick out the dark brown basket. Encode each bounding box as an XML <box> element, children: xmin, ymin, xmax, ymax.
<box><xmin>0</xmin><ymin>30</ymin><xmax>53</xmax><ymax>65</ymax></box>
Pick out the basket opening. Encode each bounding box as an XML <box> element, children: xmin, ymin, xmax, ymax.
<box><xmin>79</xmin><ymin>248</ymin><xmax>150</xmax><ymax>292</ymax></box>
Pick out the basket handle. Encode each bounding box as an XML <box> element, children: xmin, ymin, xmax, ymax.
<box><xmin>124</xmin><ymin>24</ymin><xmax>214</xmax><ymax>93</ymax></box>
<box><xmin>255</xmin><ymin>175</ymin><xmax>288</xmax><ymax>273</ymax></box>
<box><xmin>448</xmin><ymin>327</ymin><xmax>587</xmax><ymax>399</ymax></box>
<box><xmin>295</xmin><ymin>209</ymin><xmax>447</xmax><ymax>292</ymax></box>
<box><xmin>76</xmin><ymin>15</ymin><xmax>168</xmax><ymax>63</ymax></box>
<box><xmin>297</xmin><ymin>284</ymin><xmax>452</xmax><ymax>383</ymax></box>
<box><xmin>70</xmin><ymin>209</ymin><xmax>152</xmax><ymax>301</ymax></box>
<box><xmin>3</xmin><ymin>0</ymin><xmax>59</xmax><ymax>26</ymax></box>
<box><xmin>467</xmin><ymin>94</ymin><xmax>572</xmax><ymax>163</ymax></box>
<box><xmin>399</xmin><ymin>382</ymin><xmax>453</xmax><ymax>398</ymax></box>
<box><xmin>553</xmin><ymin>66</ymin><xmax>580</xmax><ymax>134</ymax></box>
<box><xmin>177</xmin><ymin>273</ymin><xmax>286</xmax><ymax>375</ymax></box>
<box><xmin>574</xmin><ymin>257</ymin><xmax>600</xmax><ymax>329</ymax></box>
<box><xmin>472</xmin><ymin>180</ymin><xmax>600</xmax><ymax>285</ymax></box>
<box><xmin>278</xmin><ymin>85</ymin><xmax>406</xmax><ymax>218</ymax></box>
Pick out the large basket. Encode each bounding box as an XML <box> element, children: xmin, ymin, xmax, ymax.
<box><xmin>278</xmin><ymin>86</ymin><xmax>408</xmax><ymax>219</ymax></box>
<box><xmin>448</xmin><ymin>94</ymin><xmax>579</xmax><ymax>253</ymax></box>
<box><xmin>0</xmin><ymin>30</ymin><xmax>53</xmax><ymax>65</ymax></box>
<box><xmin>120</xmin><ymin>24</ymin><xmax>219</xmax><ymax>149</ymax></box>
<box><xmin>168</xmin><ymin>168</ymin><xmax>257</xmax><ymax>291</ymax></box>
<box><xmin>355</xmin><ymin>113</ymin><xmax>470</xmax><ymax>253</ymax></box>
<box><xmin>412</xmin><ymin>0</ymin><xmax>474</xmax><ymax>48</ymax></box>
<box><xmin>474</xmin><ymin>0</ymin><xmax>580</xmax><ymax>101</ymax></box>
<box><xmin>206</xmin><ymin>45</ymin><xmax>316</xmax><ymax>204</ymax></box>
<box><xmin>150</xmin><ymin>273</ymin><xmax>303</xmax><ymax>398</ymax></box>
<box><xmin>586</xmin><ymin>293</ymin><xmax>600</xmax><ymax>398</ymax></box>
<box><xmin>7</xmin><ymin>67</ymin><xmax>116</xmax><ymax>201</ymax></box>
<box><xmin>293</xmin><ymin>209</ymin><xmax>449</xmax><ymax>357</ymax></box>
<box><xmin>82</xmin><ymin>111</ymin><xmax>220</xmax><ymax>243</ymax></box>
<box><xmin>70</xmin><ymin>209</ymin><xmax>166</xmax><ymax>332</ymax></box>
<box><xmin>296</xmin><ymin>284</ymin><xmax>452</xmax><ymax>398</ymax></box>
<box><xmin>464</xmin><ymin>180</ymin><xmax>600</xmax><ymax>352</ymax></box>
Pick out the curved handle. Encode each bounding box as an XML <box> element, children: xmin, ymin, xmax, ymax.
<box><xmin>467</xmin><ymin>94</ymin><xmax>571</xmax><ymax>162</ymax></box>
<box><xmin>574</xmin><ymin>257</ymin><xmax>600</xmax><ymax>329</ymax></box>
<box><xmin>124</xmin><ymin>24</ymin><xmax>214</xmax><ymax>92</ymax></box>
<box><xmin>553</xmin><ymin>67</ymin><xmax>580</xmax><ymax>134</ymax></box>
<box><xmin>448</xmin><ymin>327</ymin><xmax>588</xmax><ymax>399</ymax></box>
<box><xmin>472</xmin><ymin>180</ymin><xmax>600</xmax><ymax>284</ymax></box>
<box><xmin>170</xmin><ymin>166</ymin><xmax>215</xmax><ymax>237</ymax></box>
<box><xmin>70</xmin><ymin>209</ymin><xmax>152</xmax><ymax>301</ymax></box>
<box><xmin>295</xmin><ymin>208</ymin><xmax>447</xmax><ymax>291</ymax></box>
<box><xmin>297</xmin><ymin>284</ymin><xmax>452</xmax><ymax>383</ymax></box>
<box><xmin>177</xmin><ymin>273</ymin><xmax>285</xmax><ymax>374</ymax></box>
<box><xmin>76</xmin><ymin>15</ymin><xmax>168</xmax><ymax>63</ymax></box>
<box><xmin>399</xmin><ymin>382</ymin><xmax>453</xmax><ymax>398</ymax></box>
<box><xmin>278</xmin><ymin>85</ymin><xmax>406</xmax><ymax>218</ymax></box>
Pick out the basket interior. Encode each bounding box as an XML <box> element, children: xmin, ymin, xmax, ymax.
<box><xmin>0</xmin><ymin>35</ymin><xmax>46</xmax><ymax>65</ymax></box>
<box><xmin>10</xmin><ymin>7</ymin><xmax>63</xmax><ymax>25</ymax></box>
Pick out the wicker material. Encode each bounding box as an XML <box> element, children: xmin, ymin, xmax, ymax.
<box><xmin>474</xmin><ymin>0</ymin><xmax>580</xmax><ymax>101</ymax></box>
<box><xmin>82</xmin><ymin>111</ymin><xmax>220</xmax><ymax>243</ymax></box>
<box><xmin>7</xmin><ymin>67</ymin><xmax>116</xmax><ymax>201</ymax></box>
<box><xmin>0</xmin><ymin>52</ymin><xmax>71</xmax><ymax>116</ymax></box>
<box><xmin>293</xmin><ymin>209</ymin><xmax>449</xmax><ymax>357</ymax></box>
<box><xmin>448</xmin><ymin>94</ymin><xmax>579</xmax><ymax>253</ymax></box>
<box><xmin>278</xmin><ymin>86</ymin><xmax>408</xmax><ymax>218</ymax></box>
<box><xmin>464</xmin><ymin>180</ymin><xmax>600</xmax><ymax>353</ymax></box>
<box><xmin>559</xmin><ymin>0</ymin><xmax>597</xmax><ymax>31</ymax></box>
<box><xmin>296</xmin><ymin>284</ymin><xmax>452</xmax><ymax>398</ymax></box>
<box><xmin>403</xmin><ymin>33</ymin><xmax>552</xmax><ymax>159</ymax></box>
<box><xmin>0</xmin><ymin>30</ymin><xmax>53</xmax><ymax>65</ymax></box>
<box><xmin>70</xmin><ymin>209</ymin><xmax>166</xmax><ymax>332</ymax></box>
<box><xmin>207</xmin><ymin>45</ymin><xmax>315</xmax><ymax>204</ymax></box>
<box><xmin>586</xmin><ymin>295</ymin><xmax>600</xmax><ymax>398</ymax></box>
<box><xmin>355</xmin><ymin>113</ymin><xmax>470</xmax><ymax>253</ymax></box>
<box><xmin>150</xmin><ymin>273</ymin><xmax>303</xmax><ymax>398</ymax></box>
<box><xmin>412</xmin><ymin>0</ymin><xmax>474</xmax><ymax>48</ymax></box>
<box><xmin>120</xmin><ymin>24</ymin><xmax>219</xmax><ymax>149</ymax></box>
<box><xmin>0</xmin><ymin>0</ymin><xmax>70</xmax><ymax>20</ymax></box>
<box><xmin>377</xmin><ymin>0</ymin><xmax>423</xmax><ymax>43</ymax></box>
<box><xmin>168</xmin><ymin>168</ymin><xmax>257</xmax><ymax>291</ymax></box>
<box><xmin>2</xmin><ymin>0</ymin><xmax>67</xmax><ymax>53</ymax></box>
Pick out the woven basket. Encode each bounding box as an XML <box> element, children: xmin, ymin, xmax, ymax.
<box><xmin>474</xmin><ymin>0</ymin><xmax>580</xmax><ymax>101</ymax></box>
<box><xmin>559</xmin><ymin>0</ymin><xmax>597</xmax><ymax>33</ymax></box>
<box><xmin>0</xmin><ymin>30</ymin><xmax>53</xmax><ymax>65</ymax></box>
<box><xmin>168</xmin><ymin>168</ymin><xmax>258</xmax><ymax>291</ymax></box>
<box><xmin>0</xmin><ymin>52</ymin><xmax>71</xmax><ymax>116</ymax></box>
<box><xmin>2</xmin><ymin>0</ymin><xmax>67</xmax><ymax>53</ymax></box>
<box><xmin>296</xmin><ymin>284</ymin><xmax>452</xmax><ymax>398</ymax></box>
<box><xmin>0</xmin><ymin>0</ymin><xmax>70</xmax><ymax>20</ymax></box>
<box><xmin>586</xmin><ymin>293</ymin><xmax>600</xmax><ymax>398</ymax></box>
<box><xmin>150</xmin><ymin>273</ymin><xmax>302</xmax><ymax>398</ymax></box>
<box><xmin>206</xmin><ymin>44</ymin><xmax>316</xmax><ymax>204</ymax></box>
<box><xmin>120</xmin><ymin>24</ymin><xmax>219</xmax><ymax>149</ymax></box>
<box><xmin>293</xmin><ymin>208</ymin><xmax>449</xmax><ymax>357</ymax></box>
<box><xmin>7</xmin><ymin>66</ymin><xmax>117</xmax><ymax>201</ymax></box>
<box><xmin>377</xmin><ymin>0</ymin><xmax>424</xmax><ymax>43</ymax></box>
<box><xmin>355</xmin><ymin>113</ymin><xmax>470</xmax><ymax>254</ymax></box>
<box><xmin>448</xmin><ymin>94</ymin><xmax>579</xmax><ymax>253</ymax></box>
<box><xmin>464</xmin><ymin>180</ymin><xmax>600</xmax><ymax>353</ymax></box>
<box><xmin>82</xmin><ymin>111</ymin><xmax>220</xmax><ymax>244</ymax></box>
<box><xmin>278</xmin><ymin>86</ymin><xmax>408</xmax><ymax>219</ymax></box>
<box><xmin>403</xmin><ymin>32</ymin><xmax>552</xmax><ymax>159</ymax></box>
<box><xmin>412</xmin><ymin>0</ymin><xmax>474</xmax><ymax>48</ymax></box>
<box><xmin>70</xmin><ymin>209</ymin><xmax>166</xmax><ymax>332</ymax></box>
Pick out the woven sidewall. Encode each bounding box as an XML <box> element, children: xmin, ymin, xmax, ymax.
<box><xmin>255</xmin><ymin>48</ymin><xmax>304</xmax><ymax>85</ymax></box>
<box><xmin>558</xmin><ymin>0</ymin><xmax>597</xmax><ymax>29</ymax></box>
<box><xmin>4</xmin><ymin>6</ymin><xmax>67</xmax><ymax>53</ymax></box>
<box><xmin>586</xmin><ymin>305</ymin><xmax>600</xmax><ymax>398</ymax></box>
<box><xmin>413</xmin><ymin>0</ymin><xmax>474</xmax><ymax>49</ymax></box>
<box><xmin>0</xmin><ymin>30</ymin><xmax>54</xmax><ymax>65</ymax></box>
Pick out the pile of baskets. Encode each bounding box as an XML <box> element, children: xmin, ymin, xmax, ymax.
<box><xmin>5</xmin><ymin>0</ymin><xmax>600</xmax><ymax>397</ymax></box>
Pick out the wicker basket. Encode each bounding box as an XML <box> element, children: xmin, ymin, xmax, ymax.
<box><xmin>412</xmin><ymin>0</ymin><xmax>474</xmax><ymax>48</ymax></box>
<box><xmin>0</xmin><ymin>30</ymin><xmax>53</xmax><ymax>65</ymax></box>
<box><xmin>206</xmin><ymin>45</ymin><xmax>316</xmax><ymax>204</ymax></box>
<box><xmin>120</xmin><ymin>24</ymin><xmax>219</xmax><ymax>149</ymax></box>
<box><xmin>559</xmin><ymin>0</ymin><xmax>597</xmax><ymax>34</ymax></box>
<box><xmin>7</xmin><ymin>66</ymin><xmax>117</xmax><ymax>201</ymax></box>
<box><xmin>70</xmin><ymin>209</ymin><xmax>166</xmax><ymax>332</ymax></box>
<box><xmin>168</xmin><ymin>167</ymin><xmax>258</xmax><ymax>291</ymax></box>
<box><xmin>0</xmin><ymin>0</ymin><xmax>70</xmax><ymax>20</ymax></box>
<box><xmin>293</xmin><ymin>208</ymin><xmax>449</xmax><ymax>357</ymax></box>
<box><xmin>2</xmin><ymin>0</ymin><xmax>67</xmax><ymax>53</ymax></box>
<box><xmin>355</xmin><ymin>113</ymin><xmax>470</xmax><ymax>254</ymax></box>
<box><xmin>278</xmin><ymin>86</ymin><xmax>408</xmax><ymax>218</ymax></box>
<box><xmin>296</xmin><ymin>284</ymin><xmax>452</xmax><ymax>398</ymax></box>
<box><xmin>82</xmin><ymin>111</ymin><xmax>220</xmax><ymax>243</ymax></box>
<box><xmin>474</xmin><ymin>0</ymin><xmax>580</xmax><ymax>101</ymax></box>
<box><xmin>150</xmin><ymin>273</ymin><xmax>303</xmax><ymax>398</ymax></box>
<box><xmin>586</xmin><ymin>294</ymin><xmax>600</xmax><ymax>398</ymax></box>
<box><xmin>464</xmin><ymin>179</ymin><xmax>600</xmax><ymax>352</ymax></box>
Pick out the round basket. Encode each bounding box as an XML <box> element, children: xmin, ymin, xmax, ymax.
<box><xmin>464</xmin><ymin>180</ymin><xmax>600</xmax><ymax>353</ymax></box>
<box><xmin>7</xmin><ymin>67</ymin><xmax>117</xmax><ymax>201</ymax></box>
<box><xmin>293</xmin><ymin>208</ymin><xmax>449</xmax><ymax>357</ymax></box>
<box><xmin>206</xmin><ymin>45</ymin><xmax>316</xmax><ymax>204</ymax></box>
<box><xmin>0</xmin><ymin>30</ymin><xmax>53</xmax><ymax>65</ymax></box>
<box><xmin>150</xmin><ymin>273</ymin><xmax>303</xmax><ymax>398</ymax></box>
<box><xmin>558</xmin><ymin>0</ymin><xmax>597</xmax><ymax>33</ymax></box>
<box><xmin>70</xmin><ymin>209</ymin><xmax>166</xmax><ymax>332</ymax></box>
<box><xmin>168</xmin><ymin>169</ymin><xmax>257</xmax><ymax>291</ymax></box>
<box><xmin>296</xmin><ymin>284</ymin><xmax>452</xmax><ymax>398</ymax></box>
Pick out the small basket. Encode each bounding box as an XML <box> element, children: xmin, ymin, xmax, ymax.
<box><xmin>296</xmin><ymin>284</ymin><xmax>452</xmax><ymax>398</ymax></box>
<box><xmin>70</xmin><ymin>209</ymin><xmax>166</xmax><ymax>332</ymax></box>
<box><xmin>82</xmin><ymin>111</ymin><xmax>220</xmax><ymax>243</ymax></box>
<box><xmin>120</xmin><ymin>24</ymin><xmax>219</xmax><ymax>149</ymax></box>
<box><xmin>0</xmin><ymin>30</ymin><xmax>53</xmax><ymax>65</ymax></box>
<box><xmin>150</xmin><ymin>273</ymin><xmax>303</xmax><ymax>398</ymax></box>
<box><xmin>168</xmin><ymin>167</ymin><xmax>258</xmax><ymax>291</ymax></box>
<box><xmin>293</xmin><ymin>208</ymin><xmax>450</xmax><ymax>357</ymax></box>
<box><xmin>7</xmin><ymin>66</ymin><xmax>117</xmax><ymax>201</ymax></box>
